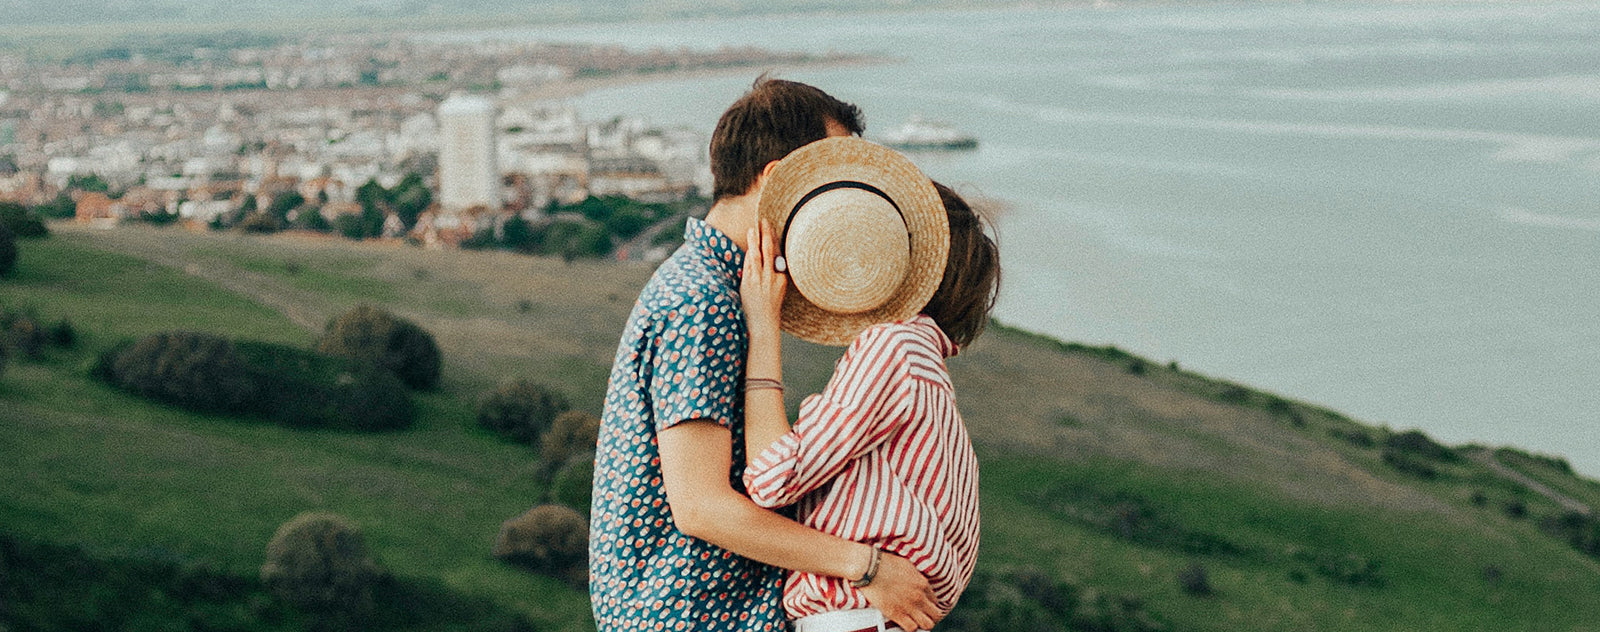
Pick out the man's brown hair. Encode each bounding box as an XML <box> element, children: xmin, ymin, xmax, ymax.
<box><xmin>923</xmin><ymin>182</ymin><xmax>1001</xmax><ymax>347</ymax></box>
<box><xmin>709</xmin><ymin>76</ymin><xmax>863</xmax><ymax>201</ymax></box>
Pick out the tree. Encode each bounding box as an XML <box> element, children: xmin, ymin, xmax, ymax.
<box><xmin>390</xmin><ymin>172</ymin><xmax>431</xmax><ymax>229</ymax></box>
<box><xmin>35</xmin><ymin>192</ymin><xmax>77</xmax><ymax>220</ymax></box>
<box><xmin>66</xmin><ymin>173</ymin><xmax>110</xmax><ymax>193</ymax></box>
<box><xmin>266</xmin><ymin>191</ymin><xmax>305</xmax><ymax>222</ymax></box>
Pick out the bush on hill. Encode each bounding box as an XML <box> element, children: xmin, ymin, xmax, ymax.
<box><xmin>1177</xmin><ymin>563</ymin><xmax>1214</xmax><ymax>597</ymax></box>
<box><xmin>1034</xmin><ymin>484</ymin><xmax>1246</xmax><ymax>558</ymax></box>
<box><xmin>1540</xmin><ymin>510</ymin><xmax>1600</xmax><ymax>559</ymax></box>
<box><xmin>549</xmin><ymin>455</ymin><xmax>594</xmax><ymax>512</ymax></box>
<box><xmin>0</xmin><ymin>201</ymin><xmax>48</xmax><ymax>238</ymax></box>
<box><xmin>235</xmin><ymin>341</ymin><xmax>413</xmax><ymax>431</ymax></box>
<box><xmin>1381</xmin><ymin>448</ymin><xmax>1439</xmax><ymax>480</ymax></box>
<box><xmin>0</xmin><ymin>533</ymin><xmax>306</xmax><ymax>632</ymax></box>
<box><xmin>1328</xmin><ymin>426</ymin><xmax>1375</xmax><ymax>448</ymax></box>
<box><xmin>492</xmin><ymin>504</ymin><xmax>588</xmax><ymax>585</ymax></box>
<box><xmin>0</xmin><ymin>223</ymin><xmax>16</xmax><ymax>277</ymax></box>
<box><xmin>941</xmin><ymin>567</ymin><xmax>1167</xmax><ymax>632</ymax></box>
<box><xmin>261</xmin><ymin>512</ymin><xmax>387</xmax><ymax>616</ymax></box>
<box><xmin>477</xmin><ymin>378</ymin><xmax>569</xmax><ymax>446</ymax></box>
<box><xmin>48</xmin><ymin>318</ymin><xmax>76</xmax><ymax>348</ymax></box>
<box><xmin>93</xmin><ymin>333</ymin><xmax>413</xmax><ymax>430</ymax></box>
<box><xmin>3</xmin><ymin>311</ymin><xmax>48</xmax><ymax>360</ymax></box>
<box><xmin>316</xmin><ymin>305</ymin><xmax>442</xmax><ymax>390</ymax></box>
<box><xmin>91</xmin><ymin>331</ymin><xmax>259</xmax><ymax>414</ymax></box>
<box><xmin>1497</xmin><ymin>447</ymin><xmax>1575</xmax><ymax>475</ymax></box>
<box><xmin>1384</xmin><ymin>430</ymin><xmax>1458</xmax><ymax>462</ymax></box>
<box><xmin>1289</xmin><ymin>548</ymin><xmax>1386</xmax><ymax>588</ymax></box>
<box><xmin>541</xmin><ymin>410</ymin><xmax>600</xmax><ymax>474</ymax></box>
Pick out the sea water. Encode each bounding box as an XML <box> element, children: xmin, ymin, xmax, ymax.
<box><xmin>449</xmin><ymin>1</ymin><xmax>1600</xmax><ymax>475</ymax></box>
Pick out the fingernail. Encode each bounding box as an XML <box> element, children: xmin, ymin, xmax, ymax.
<box><xmin>774</xmin><ymin>256</ymin><xmax>787</xmax><ymax>272</ymax></box>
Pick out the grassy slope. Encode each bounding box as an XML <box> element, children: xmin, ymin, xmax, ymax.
<box><xmin>3</xmin><ymin>224</ymin><xmax>1598</xmax><ymax>631</ymax></box>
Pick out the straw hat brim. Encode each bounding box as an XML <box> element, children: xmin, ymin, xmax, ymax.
<box><xmin>758</xmin><ymin>137</ymin><xmax>949</xmax><ymax>346</ymax></box>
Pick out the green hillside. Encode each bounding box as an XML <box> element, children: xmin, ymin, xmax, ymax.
<box><xmin>2</xmin><ymin>224</ymin><xmax>1597</xmax><ymax>631</ymax></box>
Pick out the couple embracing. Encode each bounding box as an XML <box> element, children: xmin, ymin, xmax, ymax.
<box><xmin>589</xmin><ymin>77</ymin><xmax>1000</xmax><ymax>632</ymax></box>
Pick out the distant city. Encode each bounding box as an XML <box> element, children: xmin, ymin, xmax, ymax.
<box><xmin>0</xmin><ymin>33</ymin><xmax>853</xmax><ymax>257</ymax></box>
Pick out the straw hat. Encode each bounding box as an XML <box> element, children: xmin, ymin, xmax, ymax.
<box><xmin>757</xmin><ymin>136</ymin><xmax>949</xmax><ymax>346</ymax></box>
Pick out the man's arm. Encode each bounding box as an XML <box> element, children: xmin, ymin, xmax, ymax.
<box><xmin>659</xmin><ymin>421</ymin><xmax>941</xmax><ymax>632</ymax></box>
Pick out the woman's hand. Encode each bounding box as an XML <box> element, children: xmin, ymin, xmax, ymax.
<box><xmin>741</xmin><ymin>219</ymin><xmax>787</xmax><ymax>344</ymax></box>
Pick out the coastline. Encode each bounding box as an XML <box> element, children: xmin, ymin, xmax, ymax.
<box><xmin>503</xmin><ymin>54</ymin><xmax>893</xmax><ymax>105</ymax></box>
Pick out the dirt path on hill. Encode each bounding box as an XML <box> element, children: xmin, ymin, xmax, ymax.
<box><xmin>58</xmin><ymin>224</ymin><xmax>333</xmax><ymax>334</ymax></box>
<box><xmin>1468</xmin><ymin>450</ymin><xmax>1592</xmax><ymax>515</ymax></box>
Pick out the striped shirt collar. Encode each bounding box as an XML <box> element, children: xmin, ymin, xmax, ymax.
<box><xmin>909</xmin><ymin>313</ymin><xmax>960</xmax><ymax>359</ymax></box>
<box><xmin>684</xmin><ymin>216</ymin><xmax>744</xmax><ymax>283</ymax></box>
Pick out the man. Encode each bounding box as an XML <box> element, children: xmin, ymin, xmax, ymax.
<box><xmin>589</xmin><ymin>77</ymin><xmax>943</xmax><ymax>632</ymax></box>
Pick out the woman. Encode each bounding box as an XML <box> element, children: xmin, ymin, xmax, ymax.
<box><xmin>739</xmin><ymin>180</ymin><xmax>1001</xmax><ymax>632</ymax></box>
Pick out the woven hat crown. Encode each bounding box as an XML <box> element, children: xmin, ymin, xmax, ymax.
<box><xmin>758</xmin><ymin>137</ymin><xmax>949</xmax><ymax>346</ymax></box>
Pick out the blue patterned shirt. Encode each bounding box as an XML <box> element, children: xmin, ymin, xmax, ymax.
<box><xmin>589</xmin><ymin>217</ymin><xmax>785</xmax><ymax>632</ymax></box>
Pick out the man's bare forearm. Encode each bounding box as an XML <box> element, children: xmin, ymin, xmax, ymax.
<box><xmin>661</xmin><ymin>420</ymin><xmax>866</xmax><ymax>580</ymax></box>
<box><xmin>676</xmin><ymin>478</ymin><xmax>867</xmax><ymax>579</ymax></box>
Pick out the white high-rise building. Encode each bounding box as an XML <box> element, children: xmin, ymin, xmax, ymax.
<box><xmin>437</xmin><ymin>94</ymin><xmax>499</xmax><ymax>210</ymax></box>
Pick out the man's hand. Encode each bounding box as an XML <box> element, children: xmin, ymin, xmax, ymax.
<box><xmin>856</xmin><ymin>550</ymin><xmax>942</xmax><ymax>632</ymax></box>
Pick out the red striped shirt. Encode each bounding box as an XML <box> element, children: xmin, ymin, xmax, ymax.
<box><xmin>743</xmin><ymin>314</ymin><xmax>981</xmax><ymax>619</ymax></box>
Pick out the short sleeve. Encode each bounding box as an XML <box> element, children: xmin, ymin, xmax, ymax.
<box><xmin>647</xmin><ymin>296</ymin><xmax>745</xmax><ymax>433</ymax></box>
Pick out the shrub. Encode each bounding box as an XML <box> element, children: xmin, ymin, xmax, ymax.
<box><xmin>478</xmin><ymin>379</ymin><xmax>569</xmax><ymax>446</ymax></box>
<box><xmin>941</xmin><ymin>567</ymin><xmax>1166</xmax><ymax>632</ymax></box>
<box><xmin>549</xmin><ymin>455</ymin><xmax>595</xmax><ymax>511</ymax></box>
<box><xmin>1328</xmin><ymin>426</ymin><xmax>1375</xmax><ymax>448</ymax></box>
<box><xmin>4</xmin><ymin>313</ymin><xmax>46</xmax><ymax>359</ymax></box>
<box><xmin>492</xmin><ymin>504</ymin><xmax>588</xmax><ymax>584</ymax></box>
<box><xmin>0</xmin><ymin>344</ymin><xmax>8</xmax><ymax>379</ymax></box>
<box><xmin>1470</xmin><ymin>490</ymin><xmax>1489</xmax><ymax>507</ymax></box>
<box><xmin>1217</xmin><ymin>384</ymin><xmax>1251</xmax><ymax>405</ymax></box>
<box><xmin>48</xmin><ymin>317</ymin><xmax>77</xmax><ymax>348</ymax></box>
<box><xmin>261</xmin><ymin>512</ymin><xmax>386</xmax><ymax>615</ymax></box>
<box><xmin>0</xmin><ymin>223</ymin><xmax>15</xmax><ymax>277</ymax></box>
<box><xmin>316</xmin><ymin>305</ymin><xmax>442</xmax><ymax>390</ymax></box>
<box><xmin>541</xmin><ymin>410</ymin><xmax>600</xmax><ymax>473</ymax></box>
<box><xmin>1384</xmin><ymin>429</ymin><xmax>1458</xmax><ymax>462</ymax></box>
<box><xmin>1382</xmin><ymin>448</ymin><xmax>1439</xmax><ymax>479</ymax></box>
<box><xmin>235</xmin><ymin>341</ymin><xmax>413</xmax><ymax>431</ymax></box>
<box><xmin>1539</xmin><ymin>511</ymin><xmax>1600</xmax><ymax>558</ymax></box>
<box><xmin>1177</xmin><ymin>563</ymin><xmax>1214</xmax><ymax>596</ymax></box>
<box><xmin>0</xmin><ymin>202</ymin><xmax>48</xmax><ymax>238</ymax></box>
<box><xmin>1290</xmin><ymin>548</ymin><xmax>1385</xmax><ymax>588</ymax></box>
<box><xmin>93</xmin><ymin>331</ymin><xmax>259</xmax><ymax>414</ymax></box>
<box><xmin>0</xmin><ymin>534</ymin><xmax>306</xmax><ymax>632</ymax></box>
<box><xmin>1503</xmin><ymin>498</ymin><xmax>1528</xmax><ymax>519</ymax></box>
<box><xmin>94</xmin><ymin>333</ymin><xmax>413</xmax><ymax>431</ymax></box>
<box><xmin>238</xmin><ymin>211</ymin><xmax>282</xmax><ymax>233</ymax></box>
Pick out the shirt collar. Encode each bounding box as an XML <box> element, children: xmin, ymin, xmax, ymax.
<box><xmin>910</xmin><ymin>313</ymin><xmax>960</xmax><ymax>359</ymax></box>
<box><xmin>684</xmin><ymin>216</ymin><xmax>745</xmax><ymax>282</ymax></box>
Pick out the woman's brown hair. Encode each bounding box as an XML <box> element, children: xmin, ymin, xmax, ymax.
<box><xmin>923</xmin><ymin>182</ymin><xmax>1001</xmax><ymax>347</ymax></box>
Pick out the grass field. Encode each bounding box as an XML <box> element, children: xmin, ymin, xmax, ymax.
<box><xmin>3</xmin><ymin>223</ymin><xmax>1598</xmax><ymax>631</ymax></box>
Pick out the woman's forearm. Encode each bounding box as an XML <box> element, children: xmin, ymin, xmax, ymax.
<box><xmin>744</xmin><ymin>332</ymin><xmax>791</xmax><ymax>464</ymax></box>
